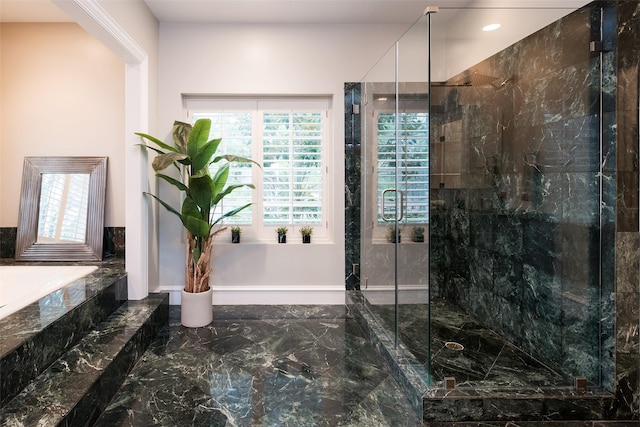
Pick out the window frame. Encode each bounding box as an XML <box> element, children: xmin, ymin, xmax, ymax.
<box><xmin>184</xmin><ymin>96</ymin><xmax>332</xmax><ymax>242</ymax></box>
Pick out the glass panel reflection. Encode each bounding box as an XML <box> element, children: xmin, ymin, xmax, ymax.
<box><xmin>37</xmin><ymin>173</ymin><xmax>90</xmax><ymax>243</ymax></box>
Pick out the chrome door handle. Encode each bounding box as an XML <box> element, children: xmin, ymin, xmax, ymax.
<box><xmin>381</xmin><ymin>188</ymin><xmax>404</xmax><ymax>222</ymax></box>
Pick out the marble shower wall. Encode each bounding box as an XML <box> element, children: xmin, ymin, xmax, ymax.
<box><xmin>430</xmin><ymin>1</ymin><xmax>638</xmax><ymax>417</ymax></box>
<box><xmin>612</xmin><ymin>1</ymin><xmax>639</xmax><ymax>419</ymax></box>
<box><xmin>344</xmin><ymin>83</ymin><xmax>362</xmax><ymax>290</ymax></box>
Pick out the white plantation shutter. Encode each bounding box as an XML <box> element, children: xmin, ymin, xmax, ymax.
<box><xmin>192</xmin><ymin>111</ymin><xmax>253</xmax><ymax>224</ymax></box>
<box><xmin>186</xmin><ymin>96</ymin><xmax>330</xmax><ymax>239</ymax></box>
<box><xmin>377</xmin><ymin>111</ymin><xmax>429</xmax><ymax>225</ymax></box>
<box><xmin>262</xmin><ymin>111</ymin><xmax>323</xmax><ymax>225</ymax></box>
<box><xmin>37</xmin><ymin>173</ymin><xmax>89</xmax><ymax>242</ymax></box>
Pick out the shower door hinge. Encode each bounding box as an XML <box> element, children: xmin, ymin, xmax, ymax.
<box><xmin>590</xmin><ymin>40</ymin><xmax>613</xmax><ymax>53</ymax></box>
<box><xmin>352</xmin><ymin>103</ymin><xmax>360</xmax><ymax>115</ymax></box>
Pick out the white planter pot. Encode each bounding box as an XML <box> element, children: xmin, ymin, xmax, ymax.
<box><xmin>181</xmin><ymin>287</ymin><xmax>213</xmax><ymax>327</ymax></box>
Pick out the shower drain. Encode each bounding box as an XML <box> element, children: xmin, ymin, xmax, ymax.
<box><xmin>445</xmin><ymin>341</ymin><xmax>464</xmax><ymax>351</ymax></box>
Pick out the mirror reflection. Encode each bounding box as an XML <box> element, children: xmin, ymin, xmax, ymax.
<box><xmin>37</xmin><ymin>173</ymin><xmax>90</xmax><ymax>244</ymax></box>
<box><xmin>16</xmin><ymin>156</ymin><xmax>107</xmax><ymax>261</ymax></box>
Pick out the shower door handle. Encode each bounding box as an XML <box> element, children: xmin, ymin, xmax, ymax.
<box><xmin>381</xmin><ymin>188</ymin><xmax>404</xmax><ymax>222</ymax></box>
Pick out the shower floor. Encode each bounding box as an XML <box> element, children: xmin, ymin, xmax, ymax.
<box><xmin>367</xmin><ymin>297</ymin><xmax>572</xmax><ymax>390</ymax></box>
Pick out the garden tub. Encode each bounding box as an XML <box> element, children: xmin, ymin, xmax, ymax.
<box><xmin>0</xmin><ymin>265</ymin><xmax>98</xmax><ymax>319</ymax></box>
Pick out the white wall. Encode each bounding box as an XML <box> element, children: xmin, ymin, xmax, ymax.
<box><xmin>0</xmin><ymin>23</ymin><xmax>125</xmax><ymax>227</ymax></box>
<box><xmin>45</xmin><ymin>0</ymin><xmax>160</xmax><ymax>300</ymax></box>
<box><xmin>157</xmin><ymin>22</ymin><xmax>409</xmax><ymax>304</ymax></box>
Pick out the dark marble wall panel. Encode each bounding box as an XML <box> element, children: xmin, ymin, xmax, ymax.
<box><xmin>0</xmin><ymin>227</ymin><xmax>17</xmax><ymax>258</ymax></box>
<box><xmin>344</xmin><ymin>83</ymin><xmax>361</xmax><ymax>290</ymax></box>
<box><xmin>613</xmin><ymin>0</ymin><xmax>640</xmax><ymax>419</ymax></box>
<box><xmin>429</xmin><ymin>4</ymin><xmax>614</xmax><ymax>387</ymax></box>
<box><xmin>0</xmin><ymin>227</ymin><xmax>125</xmax><ymax>260</ymax></box>
<box><xmin>430</xmin><ymin>0</ymin><xmax>639</xmax><ymax>418</ymax></box>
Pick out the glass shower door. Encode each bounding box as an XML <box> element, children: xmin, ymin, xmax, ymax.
<box><xmin>359</xmin><ymin>3</ymin><xmax>608</xmax><ymax>398</ymax></box>
<box><xmin>360</xmin><ymin>14</ymin><xmax>430</xmax><ymax>356</ymax></box>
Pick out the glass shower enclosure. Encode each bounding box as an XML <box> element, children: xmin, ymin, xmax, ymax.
<box><xmin>355</xmin><ymin>2</ymin><xmax>615</xmax><ymax>422</ymax></box>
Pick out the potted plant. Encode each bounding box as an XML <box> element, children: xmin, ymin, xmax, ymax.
<box><xmin>300</xmin><ymin>226</ymin><xmax>313</xmax><ymax>243</ymax></box>
<box><xmin>136</xmin><ymin>119</ymin><xmax>258</xmax><ymax>327</ymax></box>
<box><xmin>412</xmin><ymin>226</ymin><xmax>425</xmax><ymax>243</ymax></box>
<box><xmin>388</xmin><ymin>224</ymin><xmax>402</xmax><ymax>243</ymax></box>
<box><xmin>231</xmin><ymin>226</ymin><xmax>241</xmax><ymax>243</ymax></box>
<box><xmin>276</xmin><ymin>227</ymin><xmax>288</xmax><ymax>243</ymax></box>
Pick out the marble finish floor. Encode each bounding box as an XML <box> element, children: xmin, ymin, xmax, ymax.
<box><xmin>368</xmin><ymin>298</ymin><xmax>572</xmax><ymax>390</ymax></box>
<box><xmin>96</xmin><ymin>305</ymin><xmax>422</xmax><ymax>426</ymax></box>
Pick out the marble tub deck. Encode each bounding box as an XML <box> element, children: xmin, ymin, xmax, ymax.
<box><xmin>96</xmin><ymin>305</ymin><xmax>423</xmax><ymax>426</ymax></box>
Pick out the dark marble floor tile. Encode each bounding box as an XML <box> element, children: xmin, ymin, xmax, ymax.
<box><xmin>98</xmin><ymin>305</ymin><xmax>422</xmax><ymax>427</ymax></box>
<box><xmin>368</xmin><ymin>298</ymin><xmax>574</xmax><ymax>391</ymax></box>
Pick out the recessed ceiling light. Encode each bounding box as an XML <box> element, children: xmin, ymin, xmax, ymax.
<box><xmin>482</xmin><ymin>23</ymin><xmax>501</xmax><ymax>32</ymax></box>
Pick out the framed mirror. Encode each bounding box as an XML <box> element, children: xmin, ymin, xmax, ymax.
<box><xmin>16</xmin><ymin>156</ymin><xmax>108</xmax><ymax>261</ymax></box>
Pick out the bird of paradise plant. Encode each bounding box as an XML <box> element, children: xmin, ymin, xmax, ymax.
<box><xmin>136</xmin><ymin>118</ymin><xmax>258</xmax><ymax>293</ymax></box>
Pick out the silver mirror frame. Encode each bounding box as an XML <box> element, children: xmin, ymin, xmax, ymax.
<box><xmin>16</xmin><ymin>156</ymin><xmax>108</xmax><ymax>261</ymax></box>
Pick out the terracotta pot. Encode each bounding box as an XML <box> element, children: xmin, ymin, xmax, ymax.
<box><xmin>181</xmin><ymin>287</ymin><xmax>213</xmax><ymax>327</ymax></box>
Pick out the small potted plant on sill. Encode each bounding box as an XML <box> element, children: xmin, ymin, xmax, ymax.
<box><xmin>231</xmin><ymin>226</ymin><xmax>241</xmax><ymax>243</ymax></box>
<box><xmin>388</xmin><ymin>224</ymin><xmax>402</xmax><ymax>243</ymax></box>
<box><xmin>300</xmin><ymin>226</ymin><xmax>313</xmax><ymax>243</ymax></box>
<box><xmin>412</xmin><ymin>226</ymin><xmax>425</xmax><ymax>243</ymax></box>
<box><xmin>276</xmin><ymin>227</ymin><xmax>288</xmax><ymax>243</ymax></box>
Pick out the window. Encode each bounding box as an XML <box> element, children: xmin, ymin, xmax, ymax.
<box><xmin>186</xmin><ymin>97</ymin><xmax>330</xmax><ymax>240</ymax></box>
<box><xmin>375</xmin><ymin>111</ymin><xmax>429</xmax><ymax>236</ymax></box>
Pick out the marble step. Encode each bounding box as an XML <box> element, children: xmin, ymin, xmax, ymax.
<box><xmin>422</xmin><ymin>387</ymin><xmax>616</xmax><ymax>423</ymax></box>
<box><xmin>0</xmin><ymin>270</ymin><xmax>128</xmax><ymax>407</ymax></box>
<box><xmin>0</xmin><ymin>293</ymin><xmax>169</xmax><ymax>427</ymax></box>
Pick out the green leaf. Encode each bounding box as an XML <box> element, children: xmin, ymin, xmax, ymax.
<box><xmin>189</xmin><ymin>175</ymin><xmax>213</xmax><ymax>218</ymax></box>
<box><xmin>181</xmin><ymin>196</ymin><xmax>200</xmax><ymax>221</ymax></box>
<box><xmin>152</xmin><ymin>152</ymin><xmax>189</xmax><ymax>172</ymax></box>
<box><xmin>156</xmin><ymin>173</ymin><xmax>188</xmax><ymax>192</ymax></box>
<box><xmin>192</xmin><ymin>138</ymin><xmax>222</xmax><ymax>172</ymax></box>
<box><xmin>212</xmin><ymin>203</ymin><xmax>252</xmax><ymax>226</ymax></box>
<box><xmin>172</xmin><ymin>121</ymin><xmax>191</xmax><ymax>152</ymax></box>
<box><xmin>185</xmin><ymin>215</ymin><xmax>211</xmax><ymax>238</ymax></box>
<box><xmin>144</xmin><ymin>192</ymin><xmax>182</xmax><ymax>221</ymax></box>
<box><xmin>137</xmin><ymin>143</ymin><xmax>167</xmax><ymax>157</ymax></box>
<box><xmin>135</xmin><ymin>132</ymin><xmax>178</xmax><ymax>153</ymax></box>
<box><xmin>211</xmin><ymin>163</ymin><xmax>230</xmax><ymax>199</ymax></box>
<box><xmin>213</xmin><ymin>183</ymin><xmax>255</xmax><ymax>205</ymax></box>
<box><xmin>187</xmin><ymin>119</ymin><xmax>212</xmax><ymax>170</ymax></box>
<box><xmin>212</xmin><ymin>154</ymin><xmax>261</xmax><ymax>169</ymax></box>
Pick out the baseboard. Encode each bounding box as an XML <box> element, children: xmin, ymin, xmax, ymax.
<box><xmin>152</xmin><ymin>285</ymin><xmax>346</xmax><ymax>305</ymax></box>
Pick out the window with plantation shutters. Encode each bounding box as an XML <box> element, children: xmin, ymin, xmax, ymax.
<box><xmin>375</xmin><ymin>111</ymin><xmax>429</xmax><ymax>232</ymax></box>
<box><xmin>192</xmin><ymin>111</ymin><xmax>253</xmax><ymax>224</ymax></box>
<box><xmin>186</xmin><ymin>97</ymin><xmax>330</xmax><ymax>241</ymax></box>
<box><xmin>262</xmin><ymin>111</ymin><xmax>323</xmax><ymax>225</ymax></box>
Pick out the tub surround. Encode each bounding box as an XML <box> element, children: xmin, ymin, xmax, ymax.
<box><xmin>0</xmin><ymin>258</ymin><xmax>169</xmax><ymax>425</ymax></box>
<box><xmin>0</xmin><ymin>265</ymin><xmax>99</xmax><ymax>318</ymax></box>
<box><xmin>0</xmin><ymin>226</ymin><xmax>125</xmax><ymax>260</ymax></box>
<box><xmin>0</xmin><ymin>259</ymin><xmax>128</xmax><ymax>406</ymax></box>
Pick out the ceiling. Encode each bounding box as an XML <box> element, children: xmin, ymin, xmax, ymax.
<box><xmin>1</xmin><ymin>0</ymin><xmax>591</xmax><ymax>24</ymax></box>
